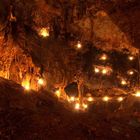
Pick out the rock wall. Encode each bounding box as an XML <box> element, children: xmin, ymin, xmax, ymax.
<box><xmin>0</xmin><ymin>36</ymin><xmax>41</xmax><ymax>90</ymax></box>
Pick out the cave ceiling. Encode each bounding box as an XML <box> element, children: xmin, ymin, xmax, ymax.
<box><xmin>0</xmin><ymin>0</ymin><xmax>140</xmax><ymax>54</ymax></box>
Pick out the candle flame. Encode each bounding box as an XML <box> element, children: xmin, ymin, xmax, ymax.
<box><xmin>38</xmin><ymin>78</ymin><xmax>44</xmax><ymax>85</ymax></box>
<box><xmin>117</xmin><ymin>97</ymin><xmax>123</xmax><ymax>102</ymax></box>
<box><xmin>95</xmin><ymin>68</ymin><xmax>100</xmax><ymax>73</ymax></box>
<box><xmin>103</xmin><ymin>96</ymin><xmax>110</xmax><ymax>102</ymax></box>
<box><xmin>75</xmin><ymin>103</ymin><xmax>80</xmax><ymax>110</ymax></box>
<box><xmin>134</xmin><ymin>90</ymin><xmax>140</xmax><ymax>97</ymax></box>
<box><xmin>100</xmin><ymin>54</ymin><xmax>107</xmax><ymax>61</ymax></box>
<box><xmin>39</xmin><ymin>28</ymin><xmax>49</xmax><ymax>37</ymax></box>
<box><xmin>76</xmin><ymin>41</ymin><xmax>82</xmax><ymax>49</ymax></box>
<box><xmin>87</xmin><ymin>97</ymin><xmax>93</xmax><ymax>102</ymax></box>
<box><xmin>22</xmin><ymin>80</ymin><xmax>30</xmax><ymax>90</ymax></box>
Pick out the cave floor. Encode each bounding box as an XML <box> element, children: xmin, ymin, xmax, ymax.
<box><xmin>0</xmin><ymin>78</ymin><xmax>140</xmax><ymax>140</ymax></box>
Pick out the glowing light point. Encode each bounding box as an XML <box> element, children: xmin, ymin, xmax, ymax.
<box><xmin>24</xmin><ymin>85</ymin><xmax>30</xmax><ymax>90</ymax></box>
<box><xmin>128</xmin><ymin>70</ymin><xmax>134</xmax><ymax>75</ymax></box>
<box><xmin>103</xmin><ymin>96</ymin><xmax>110</xmax><ymax>102</ymax></box>
<box><xmin>22</xmin><ymin>80</ymin><xmax>30</xmax><ymax>91</ymax></box>
<box><xmin>76</xmin><ymin>41</ymin><xmax>82</xmax><ymax>49</ymax></box>
<box><xmin>100</xmin><ymin>54</ymin><xmax>107</xmax><ymax>61</ymax></box>
<box><xmin>39</xmin><ymin>28</ymin><xmax>49</xmax><ymax>37</ymax></box>
<box><xmin>87</xmin><ymin>97</ymin><xmax>93</xmax><ymax>102</ymax></box>
<box><xmin>75</xmin><ymin>103</ymin><xmax>80</xmax><ymax>110</ymax></box>
<box><xmin>128</xmin><ymin>56</ymin><xmax>134</xmax><ymax>61</ymax></box>
<box><xmin>55</xmin><ymin>90</ymin><xmax>61</xmax><ymax>98</ymax></box>
<box><xmin>82</xmin><ymin>103</ymin><xmax>88</xmax><ymax>109</ymax></box>
<box><xmin>134</xmin><ymin>90</ymin><xmax>140</xmax><ymax>97</ymax></box>
<box><xmin>121</xmin><ymin>80</ymin><xmax>127</xmax><ymax>85</ymax></box>
<box><xmin>38</xmin><ymin>78</ymin><xmax>44</xmax><ymax>85</ymax></box>
<box><xmin>95</xmin><ymin>68</ymin><xmax>100</xmax><ymax>73</ymax></box>
<box><xmin>117</xmin><ymin>97</ymin><xmax>123</xmax><ymax>102</ymax></box>
<box><xmin>69</xmin><ymin>96</ymin><xmax>75</xmax><ymax>102</ymax></box>
<box><xmin>102</xmin><ymin>69</ymin><xmax>107</xmax><ymax>75</ymax></box>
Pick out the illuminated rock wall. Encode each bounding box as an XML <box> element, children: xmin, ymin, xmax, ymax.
<box><xmin>0</xmin><ymin>37</ymin><xmax>40</xmax><ymax>90</ymax></box>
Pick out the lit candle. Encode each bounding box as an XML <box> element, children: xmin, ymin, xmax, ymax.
<box><xmin>38</xmin><ymin>78</ymin><xmax>44</xmax><ymax>85</ymax></box>
<box><xmin>76</xmin><ymin>41</ymin><xmax>82</xmax><ymax>49</ymax></box>
<box><xmin>100</xmin><ymin>54</ymin><xmax>107</xmax><ymax>61</ymax></box>
<box><xmin>102</xmin><ymin>69</ymin><xmax>107</xmax><ymax>75</ymax></box>
<box><xmin>82</xmin><ymin>103</ymin><xmax>88</xmax><ymax>109</ymax></box>
<box><xmin>94</xmin><ymin>68</ymin><xmax>100</xmax><ymax>73</ymax></box>
<box><xmin>103</xmin><ymin>96</ymin><xmax>110</xmax><ymax>102</ymax></box>
<box><xmin>75</xmin><ymin>103</ymin><xmax>80</xmax><ymax>110</ymax></box>
<box><xmin>69</xmin><ymin>96</ymin><xmax>75</xmax><ymax>102</ymax></box>
<box><xmin>24</xmin><ymin>85</ymin><xmax>30</xmax><ymax>90</ymax></box>
<box><xmin>87</xmin><ymin>97</ymin><xmax>93</xmax><ymax>102</ymax></box>
<box><xmin>128</xmin><ymin>56</ymin><xmax>134</xmax><ymax>61</ymax></box>
<box><xmin>22</xmin><ymin>80</ymin><xmax>30</xmax><ymax>91</ymax></box>
<box><xmin>134</xmin><ymin>90</ymin><xmax>140</xmax><ymax>97</ymax></box>
<box><xmin>55</xmin><ymin>89</ymin><xmax>61</xmax><ymax>97</ymax></box>
<box><xmin>128</xmin><ymin>70</ymin><xmax>134</xmax><ymax>75</ymax></box>
<box><xmin>39</xmin><ymin>28</ymin><xmax>49</xmax><ymax>37</ymax></box>
<box><xmin>117</xmin><ymin>97</ymin><xmax>123</xmax><ymax>102</ymax></box>
<box><xmin>121</xmin><ymin>80</ymin><xmax>127</xmax><ymax>85</ymax></box>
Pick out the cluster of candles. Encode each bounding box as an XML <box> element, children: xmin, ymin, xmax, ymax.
<box><xmin>94</xmin><ymin>66</ymin><xmax>112</xmax><ymax>75</ymax></box>
<box><xmin>54</xmin><ymin>88</ymin><xmax>140</xmax><ymax>111</ymax></box>
<box><xmin>92</xmin><ymin>54</ymin><xmax>111</xmax><ymax>75</ymax></box>
<box><xmin>52</xmin><ymin>47</ymin><xmax>140</xmax><ymax>111</ymax></box>
<box><xmin>22</xmin><ymin>78</ymin><xmax>45</xmax><ymax>91</ymax></box>
<box><xmin>20</xmin><ymin>56</ymin><xmax>139</xmax><ymax>112</ymax></box>
<box><xmin>21</xmin><ymin>28</ymin><xmax>140</xmax><ymax>111</ymax></box>
<box><xmin>93</xmin><ymin>53</ymin><xmax>137</xmax><ymax>87</ymax></box>
<box><xmin>38</xmin><ymin>27</ymin><xmax>137</xmax><ymax>84</ymax></box>
<box><xmin>76</xmin><ymin>42</ymin><xmax>136</xmax><ymax>81</ymax></box>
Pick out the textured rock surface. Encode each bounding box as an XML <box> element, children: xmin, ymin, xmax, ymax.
<box><xmin>0</xmin><ymin>78</ymin><xmax>140</xmax><ymax>139</ymax></box>
<box><xmin>0</xmin><ymin>0</ymin><xmax>139</xmax><ymax>88</ymax></box>
<box><xmin>34</xmin><ymin>0</ymin><xmax>140</xmax><ymax>53</ymax></box>
<box><xmin>1</xmin><ymin>0</ymin><xmax>138</xmax><ymax>52</ymax></box>
<box><xmin>0</xmin><ymin>36</ymin><xmax>41</xmax><ymax>90</ymax></box>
